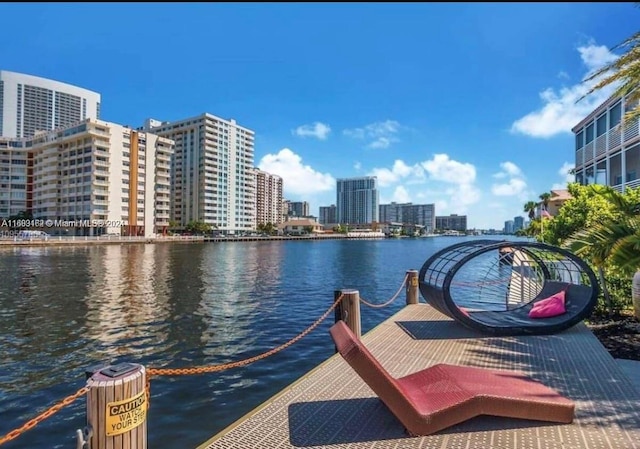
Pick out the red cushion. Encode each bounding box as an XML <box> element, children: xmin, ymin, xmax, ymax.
<box><xmin>528</xmin><ymin>290</ymin><xmax>566</xmax><ymax>319</ymax></box>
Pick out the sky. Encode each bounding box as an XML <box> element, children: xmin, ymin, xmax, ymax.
<box><xmin>0</xmin><ymin>3</ymin><xmax>636</xmax><ymax>229</ymax></box>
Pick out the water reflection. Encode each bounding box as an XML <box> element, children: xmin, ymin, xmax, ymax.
<box><xmin>84</xmin><ymin>244</ymin><xmax>172</xmax><ymax>360</ymax></box>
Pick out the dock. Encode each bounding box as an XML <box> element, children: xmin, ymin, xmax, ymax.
<box><xmin>199</xmin><ymin>304</ymin><xmax>640</xmax><ymax>449</ymax></box>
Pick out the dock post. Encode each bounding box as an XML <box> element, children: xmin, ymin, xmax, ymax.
<box><xmin>335</xmin><ymin>289</ymin><xmax>361</xmax><ymax>339</ymax></box>
<box><xmin>83</xmin><ymin>362</ymin><xmax>147</xmax><ymax>449</ymax></box>
<box><xmin>406</xmin><ymin>269</ymin><xmax>419</xmax><ymax>305</ymax></box>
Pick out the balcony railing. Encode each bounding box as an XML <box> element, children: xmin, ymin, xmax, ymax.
<box><xmin>624</xmin><ymin>119</ymin><xmax>639</xmax><ymax>142</ymax></box>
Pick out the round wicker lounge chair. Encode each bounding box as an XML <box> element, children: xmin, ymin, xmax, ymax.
<box><xmin>418</xmin><ymin>240</ymin><xmax>600</xmax><ymax>336</ymax></box>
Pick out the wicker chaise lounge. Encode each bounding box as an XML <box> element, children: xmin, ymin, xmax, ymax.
<box><xmin>329</xmin><ymin>320</ymin><xmax>575</xmax><ymax>436</ymax></box>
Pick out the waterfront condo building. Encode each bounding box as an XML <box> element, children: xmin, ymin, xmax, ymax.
<box><xmin>379</xmin><ymin>202</ymin><xmax>436</xmax><ymax>233</ymax></box>
<box><xmin>435</xmin><ymin>214</ymin><xmax>467</xmax><ymax>232</ymax></box>
<box><xmin>0</xmin><ymin>70</ymin><xmax>101</xmax><ymax>138</ymax></box>
<box><xmin>318</xmin><ymin>204</ymin><xmax>337</xmax><ymax>225</ymax></box>
<box><xmin>336</xmin><ymin>176</ymin><xmax>379</xmax><ymax>224</ymax></box>
<box><xmin>573</xmin><ymin>94</ymin><xmax>639</xmax><ymax>192</ymax></box>
<box><xmin>142</xmin><ymin>114</ymin><xmax>256</xmax><ymax>233</ymax></box>
<box><xmin>0</xmin><ymin>118</ymin><xmax>173</xmax><ymax>236</ymax></box>
<box><xmin>254</xmin><ymin>168</ymin><xmax>283</xmax><ymax>226</ymax></box>
<box><xmin>286</xmin><ymin>201</ymin><xmax>310</xmax><ymax>218</ymax></box>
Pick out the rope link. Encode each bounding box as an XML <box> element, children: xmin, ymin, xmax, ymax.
<box><xmin>0</xmin><ymin>386</ymin><xmax>89</xmax><ymax>446</ymax></box>
<box><xmin>147</xmin><ymin>293</ymin><xmax>346</xmax><ymax>377</ymax></box>
<box><xmin>359</xmin><ymin>274</ymin><xmax>408</xmax><ymax>308</ymax></box>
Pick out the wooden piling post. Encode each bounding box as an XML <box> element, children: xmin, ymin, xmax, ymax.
<box><xmin>406</xmin><ymin>269</ymin><xmax>419</xmax><ymax>305</ymax></box>
<box><xmin>85</xmin><ymin>362</ymin><xmax>147</xmax><ymax>449</ymax></box>
<box><xmin>335</xmin><ymin>289</ymin><xmax>361</xmax><ymax>339</ymax></box>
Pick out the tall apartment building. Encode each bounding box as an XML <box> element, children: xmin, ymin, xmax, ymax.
<box><xmin>143</xmin><ymin>114</ymin><xmax>256</xmax><ymax>233</ymax></box>
<box><xmin>287</xmin><ymin>201</ymin><xmax>309</xmax><ymax>218</ymax></box>
<box><xmin>379</xmin><ymin>202</ymin><xmax>436</xmax><ymax>233</ymax></box>
<box><xmin>336</xmin><ymin>176</ymin><xmax>379</xmax><ymax>224</ymax></box>
<box><xmin>318</xmin><ymin>204</ymin><xmax>337</xmax><ymax>224</ymax></box>
<box><xmin>435</xmin><ymin>214</ymin><xmax>467</xmax><ymax>232</ymax></box>
<box><xmin>0</xmin><ymin>70</ymin><xmax>101</xmax><ymax>138</ymax></box>
<box><xmin>255</xmin><ymin>168</ymin><xmax>283</xmax><ymax>226</ymax></box>
<box><xmin>0</xmin><ymin>118</ymin><xmax>173</xmax><ymax>236</ymax></box>
<box><xmin>504</xmin><ymin>220</ymin><xmax>515</xmax><ymax>234</ymax></box>
<box><xmin>573</xmin><ymin>94</ymin><xmax>639</xmax><ymax>192</ymax></box>
<box><xmin>513</xmin><ymin>216</ymin><xmax>524</xmax><ymax>232</ymax></box>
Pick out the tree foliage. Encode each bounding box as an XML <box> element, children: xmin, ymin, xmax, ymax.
<box><xmin>579</xmin><ymin>10</ymin><xmax>640</xmax><ymax>123</ymax></box>
<box><xmin>185</xmin><ymin>220</ymin><xmax>211</xmax><ymax>234</ymax></box>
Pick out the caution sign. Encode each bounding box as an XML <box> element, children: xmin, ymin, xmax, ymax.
<box><xmin>106</xmin><ymin>390</ymin><xmax>147</xmax><ymax>436</ymax></box>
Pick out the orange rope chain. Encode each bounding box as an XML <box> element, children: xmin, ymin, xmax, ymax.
<box><xmin>0</xmin><ymin>386</ymin><xmax>89</xmax><ymax>446</ymax></box>
<box><xmin>0</xmin><ymin>291</ymin><xmax>355</xmax><ymax>446</ymax></box>
<box><xmin>359</xmin><ymin>274</ymin><xmax>408</xmax><ymax>308</ymax></box>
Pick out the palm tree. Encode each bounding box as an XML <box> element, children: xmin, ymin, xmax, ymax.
<box><xmin>579</xmin><ymin>15</ymin><xmax>640</xmax><ymax>124</ymax></box>
<box><xmin>523</xmin><ymin>201</ymin><xmax>537</xmax><ymax>221</ymax></box>
<box><xmin>564</xmin><ymin>185</ymin><xmax>640</xmax><ymax>318</ymax></box>
<box><xmin>539</xmin><ymin>192</ymin><xmax>551</xmax><ymax>212</ymax></box>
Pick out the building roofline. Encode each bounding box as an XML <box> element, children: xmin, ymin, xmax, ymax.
<box><xmin>0</xmin><ymin>69</ymin><xmax>101</xmax><ymax>98</ymax></box>
<box><xmin>571</xmin><ymin>92</ymin><xmax>623</xmax><ymax>133</ymax></box>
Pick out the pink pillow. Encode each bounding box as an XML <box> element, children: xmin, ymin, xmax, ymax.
<box><xmin>528</xmin><ymin>290</ymin><xmax>566</xmax><ymax>319</ymax></box>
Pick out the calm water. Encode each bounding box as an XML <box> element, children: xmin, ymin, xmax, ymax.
<box><xmin>0</xmin><ymin>236</ymin><xmax>522</xmax><ymax>448</ymax></box>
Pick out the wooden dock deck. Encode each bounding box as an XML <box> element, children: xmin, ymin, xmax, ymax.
<box><xmin>198</xmin><ymin>304</ymin><xmax>640</xmax><ymax>449</ymax></box>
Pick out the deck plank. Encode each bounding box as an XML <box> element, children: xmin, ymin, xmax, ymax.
<box><xmin>198</xmin><ymin>304</ymin><xmax>640</xmax><ymax>449</ymax></box>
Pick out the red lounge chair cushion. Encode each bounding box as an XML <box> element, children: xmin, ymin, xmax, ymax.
<box><xmin>529</xmin><ymin>290</ymin><xmax>566</xmax><ymax>319</ymax></box>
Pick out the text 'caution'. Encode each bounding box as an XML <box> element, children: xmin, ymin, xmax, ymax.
<box><xmin>105</xmin><ymin>390</ymin><xmax>147</xmax><ymax>436</ymax></box>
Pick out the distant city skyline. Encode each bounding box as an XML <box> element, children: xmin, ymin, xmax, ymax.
<box><xmin>0</xmin><ymin>3</ymin><xmax>635</xmax><ymax>228</ymax></box>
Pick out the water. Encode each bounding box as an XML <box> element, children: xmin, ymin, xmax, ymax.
<box><xmin>0</xmin><ymin>236</ymin><xmax>523</xmax><ymax>448</ymax></box>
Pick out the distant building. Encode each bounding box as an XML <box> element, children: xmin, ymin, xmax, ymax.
<box><xmin>287</xmin><ymin>201</ymin><xmax>309</xmax><ymax>218</ymax></box>
<box><xmin>0</xmin><ymin>70</ymin><xmax>101</xmax><ymax>138</ymax></box>
<box><xmin>142</xmin><ymin>114</ymin><xmax>256</xmax><ymax>233</ymax></box>
<box><xmin>436</xmin><ymin>214</ymin><xmax>467</xmax><ymax>232</ymax></box>
<box><xmin>0</xmin><ymin>118</ymin><xmax>173</xmax><ymax>236</ymax></box>
<box><xmin>379</xmin><ymin>202</ymin><xmax>436</xmax><ymax>233</ymax></box>
<box><xmin>537</xmin><ymin>189</ymin><xmax>572</xmax><ymax>217</ymax></box>
<box><xmin>336</xmin><ymin>176</ymin><xmax>379</xmax><ymax>224</ymax></box>
<box><xmin>278</xmin><ymin>218</ymin><xmax>323</xmax><ymax>235</ymax></box>
<box><xmin>504</xmin><ymin>220</ymin><xmax>515</xmax><ymax>234</ymax></box>
<box><xmin>573</xmin><ymin>93</ymin><xmax>639</xmax><ymax>192</ymax></box>
<box><xmin>319</xmin><ymin>204</ymin><xmax>337</xmax><ymax>224</ymax></box>
<box><xmin>513</xmin><ymin>216</ymin><xmax>524</xmax><ymax>232</ymax></box>
<box><xmin>255</xmin><ymin>168</ymin><xmax>283</xmax><ymax>226</ymax></box>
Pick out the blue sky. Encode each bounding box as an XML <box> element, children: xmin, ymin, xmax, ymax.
<box><xmin>0</xmin><ymin>3</ymin><xmax>636</xmax><ymax>229</ymax></box>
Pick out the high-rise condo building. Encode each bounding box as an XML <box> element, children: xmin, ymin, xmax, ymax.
<box><xmin>0</xmin><ymin>70</ymin><xmax>101</xmax><ymax>138</ymax></box>
<box><xmin>0</xmin><ymin>118</ymin><xmax>173</xmax><ymax>236</ymax></box>
<box><xmin>142</xmin><ymin>114</ymin><xmax>256</xmax><ymax>233</ymax></box>
<box><xmin>318</xmin><ymin>204</ymin><xmax>337</xmax><ymax>224</ymax></box>
<box><xmin>435</xmin><ymin>214</ymin><xmax>468</xmax><ymax>232</ymax></box>
<box><xmin>379</xmin><ymin>202</ymin><xmax>436</xmax><ymax>233</ymax></box>
<box><xmin>573</xmin><ymin>94</ymin><xmax>639</xmax><ymax>192</ymax></box>
<box><xmin>255</xmin><ymin>168</ymin><xmax>283</xmax><ymax>226</ymax></box>
<box><xmin>287</xmin><ymin>201</ymin><xmax>309</xmax><ymax>218</ymax></box>
<box><xmin>336</xmin><ymin>176</ymin><xmax>379</xmax><ymax>224</ymax></box>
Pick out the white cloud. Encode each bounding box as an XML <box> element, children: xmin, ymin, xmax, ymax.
<box><xmin>421</xmin><ymin>153</ymin><xmax>476</xmax><ymax>184</ymax></box>
<box><xmin>392</xmin><ymin>185</ymin><xmax>411</xmax><ymax>203</ymax></box>
<box><xmin>557</xmin><ymin>71</ymin><xmax>570</xmax><ymax>80</ymax></box>
<box><xmin>368</xmin><ymin>159</ymin><xmax>424</xmax><ymax>187</ymax></box>
<box><xmin>492</xmin><ymin>178</ymin><xmax>528</xmax><ymax>196</ymax></box>
<box><xmin>353</xmin><ymin>161</ymin><xmax>362</xmax><ymax>171</ymax></box>
<box><xmin>491</xmin><ymin>161</ymin><xmax>528</xmax><ymax>197</ymax></box>
<box><xmin>292</xmin><ymin>122</ymin><xmax>331</xmax><ymax>140</ymax></box>
<box><xmin>511</xmin><ymin>41</ymin><xmax>619</xmax><ymax>138</ymax></box>
<box><xmin>258</xmin><ymin>148</ymin><xmax>335</xmax><ymax>196</ymax></box>
<box><xmin>343</xmin><ymin>120</ymin><xmax>402</xmax><ymax>149</ymax></box>
<box><xmin>551</xmin><ymin>161</ymin><xmax>575</xmax><ymax>190</ymax></box>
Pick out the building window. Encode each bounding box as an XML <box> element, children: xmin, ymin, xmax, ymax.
<box><xmin>575</xmin><ymin>130</ymin><xmax>584</xmax><ymax>150</ymax></box>
<box><xmin>585</xmin><ymin>123</ymin><xmax>594</xmax><ymax>144</ymax></box>
<box><xmin>610</xmin><ymin>102</ymin><xmax>622</xmax><ymax>129</ymax></box>
<box><xmin>596</xmin><ymin>114</ymin><xmax>607</xmax><ymax>137</ymax></box>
